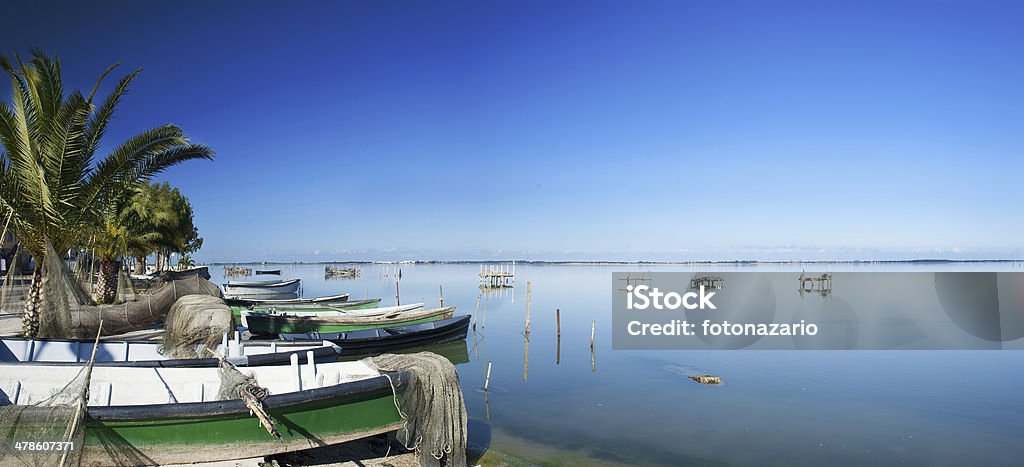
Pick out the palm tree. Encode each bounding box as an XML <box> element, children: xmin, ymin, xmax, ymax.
<box><xmin>0</xmin><ymin>50</ymin><xmax>214</xmax><ymax>332</ymax></box>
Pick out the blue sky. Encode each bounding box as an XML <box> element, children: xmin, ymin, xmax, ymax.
<box><xmin>2</xmin><ymin>1</ymin><xmax>1022</xmax><ymax>261</ymax></box>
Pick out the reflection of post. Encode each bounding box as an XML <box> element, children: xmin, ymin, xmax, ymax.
<box><xmin>473</xmin><ymin>325</ymin><xmax>479</xmax><ymax>361</ymax></box>
<box><xmin>484</xmin><ymin>391</ymin><xmax>491</xmax><ymax>421</ymax></box>
<box><xmin>556</xmin><ymin>334</ymin><xmax>561</xmax><ymax>365</ymax></box>
<box><xmin>590</xmin><ymin>320</ymin><xmax>596</xmax><ymax>373</ymax></box>
<box><xmin>523</xmin><ymin>333</ymin><xmax>529</xmax><ymax>382</ymax></box>
<box><xmin>591</xmin><ymin>345</ymin><xmax>596</xmax><ymax>373</ymax></box>
<box><xmin>524</xmin><ymin>281</ymin><xmax>531</xmax><ymax>336</ymax></box>
<box><xmin>439</xmin><ymin>285</ymin><xmax>444</xmax><ymax>307</ymax></box>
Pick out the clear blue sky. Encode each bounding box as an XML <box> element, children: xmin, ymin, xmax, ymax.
<box><xmin>2</xmin><ymin>1</ymin><xmax>1022</xmax><ymax>262</ymax></box>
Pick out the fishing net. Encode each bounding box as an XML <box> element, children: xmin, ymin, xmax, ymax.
<box><xmin>365</xmin><ymin>352</ymin><xmax>467</xmax><ymax>467</ymax></box>
<box><xmin>0</xmin><ymin>244</ymin><xmax>27</xmax><ymax>317</ymax></box>
<box><xmin>0</xmin><ymin>332</ymin><xmax>102</xmax><ymax>467</ymax></box>
<box><xmin>160</xmin><ymin>295</ymin><xmax>232</xmax><ymax>359</ymax></box>
<box><xmin>116</xmin><ymin>266</ymin><xmax>137</xmax><ymax>303</ymax></box>
<box><xmin>36</xmin><ymin>239</ymin><xmax>92</xmax><ymax>339</ymax></box>
<box><xmin>216</xmin><ymin>361</ymin><xmax>279</xmax><ymax>438</ymax></box>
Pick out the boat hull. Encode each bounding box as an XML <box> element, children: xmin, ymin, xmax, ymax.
<box><xmin>283</xmin><ymin>315</ymin><xmax>472</xmax><ymax>357</ymax></box>
<box><xmin>79</xmin><ymin>373</ymin><xmax>406</xmax><ymax>465</ymax></box>
<box><xmin>231</xmin><ymin>298</ymin><xmax>382</xmax><ymax>325</ymax></box>
<box><xmin>222</xmin><ymin>278</ymin><xmax>301</xmax><ymax>299</ymax></box>
<box><xmin>245</xmin><ymin>307</ymin><xmax>455</xmax><ymax>336</ymax></box>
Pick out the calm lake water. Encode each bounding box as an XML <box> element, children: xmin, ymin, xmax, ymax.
<box><xmin>211</xmin><ymin>263</ymin><xmax>1024</xmax><ymax>466</ymax></box>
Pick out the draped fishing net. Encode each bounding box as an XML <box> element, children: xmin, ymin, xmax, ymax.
<box><xmin>365</xmin><ymin>352</ymin><xmax>468</xmax><ymax>467</ymax></box>
<box><xmin>116</xmin><ymin>267</ymin><xmax>136</xmax><ymax>303</ymax></box>
<box><xmin>0</xmin><ymin>339</ymin><xmax>99</xmax><ymax>467</ymax></box>
<box><xmin>0</xmin><ymin>244</ymin><xmax>27</xmax><ymax>318</ymax></box>
<box><xmin>160</xmin><ymin>294</ymin><xmax>232</xmax><ymax>359</ymax></box>
<box><xmin>38</xmin><ymin>254</ymin><xmax>222</xmax><ymax>339</ymax></box>
<box><xmin>216</xmin><ymin>361</ymin><xmax>279</xmax><ymax>438</ymax></box>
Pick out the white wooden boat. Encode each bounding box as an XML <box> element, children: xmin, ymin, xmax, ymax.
<box><xmin>239</xmin><ymin>303</ymin><xmax>424</xmax><ymax>328</ymax></box>
<box><xmin>221</xmin><ymin>278</ymin><xmax>301</xmax><ymax>299</ymax></box>
<box><xmin>0</xmin><ymin>360</ymin><xmax>408</xmax><ymax>464</ymax></box>
<box><xmin>0</xmin><ymin>335</ymin><xmax>338</xmax><ymax>367</ymax></box>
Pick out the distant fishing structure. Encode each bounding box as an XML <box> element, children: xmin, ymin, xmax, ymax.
<box><xmin>223</xmin><ymin>266</ymin><xmax>251</xmax><ymax>277</ymax></box>
<box><xmin>617</xmin><ymin>272</ymin><xmax>650</xmax><ymax>292</ymax></box>
<box><xmin>325</xmin><ymin>265</ymin><xmax>360</xmax><ymax>279</ymax></box>
<box><xmin>798</xmin><ymin>271</ymin><xmax>833</xmax><ymax>298</ymax></box>
<box><xmin>690</xmin><ymin>275</ymin><xmax>725</xmax><ymax>290</ymax></box>
<box><xmin>479</xmin><ymin>263</ymin><xmax>515</xmax><ymax>288</ymax></box>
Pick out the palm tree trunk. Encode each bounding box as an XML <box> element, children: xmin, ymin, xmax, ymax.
<box><xmin>134</xmin><ymin>255</ymin><xmax>146</xmax><ymax>275</ymax></box>
<box><xmin>96</xmin><ymin>258</ymin><xmax>120</xmax><ymax>304</ymax></box>
<box><xmin>21</xmin><ymin>267</ymin><xmax>43</xmax><ymax>337</ymax></box>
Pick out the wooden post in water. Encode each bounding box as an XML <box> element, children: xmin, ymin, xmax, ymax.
<box><xmin>439</xmin><ymin>285</ymin><xmax>444</xmax><ymax>307</ymax></box>
<box><xmin>524</xmin><ymin>281</ymin><xmax>531</xmax><ymax>336</ymax></box>
<box><xmin>590</xmin><ymin>320</ymin><xmax>596</xmax><ymax>349</ymax></box>
<box><xmin>394</xmin><ymin>280</ymin><xmax>400</xmax><ymax>306</ymax></box>
<box><xmin>484</xmin><ymin>361</ymin><xmax>493</xmax><ymax>391</ymax></box>
<box><xmin>556</xmin><ymin>308</ymin><xmax>561</xmax><ymax>337</ymax></box>
<box><xmin>472</xmin><ymin>293</ymin><xmax>480</xmax><ymax>332</ymax></box>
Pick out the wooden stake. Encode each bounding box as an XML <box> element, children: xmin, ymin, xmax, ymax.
<box><xmin>472</xmin><ymin>293</ymin><xmax>481</xmax><ymax>331</ymax></box>
<box><xmin>590</xmin><ymin>320</ymin><xmax>596</xmax><ymax>350</ymax></box>
<box><xmin>394</xmin><ymin>280</ymin><xmax>400</xmax><ymax>306</ymax></box>
<box><xmin>439</xmin><ymin>285</ymin><xmax>444</xmax><ymax>307</ymax></box>
<box><xmin>556</xmin><ymin>308</ymin><xmax>561</xmax><ymax>337</ymax></box>
<box><xmin>484</xmin><ymin>361</ymin><xmax>493</xmax><ymax>391</ymax></box>
<box><xmin>524</xmin><ymin>281</ymin><xmax>531</xmax><ymax>336</ymax></box>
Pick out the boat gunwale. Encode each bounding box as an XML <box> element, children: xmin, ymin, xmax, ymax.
<box><xmin>0</xmin><ymin>344</ymin><xmax>341</xmax><ymax>367</ymax></box>
<box><xmin>82</xmin><ymin>371</ymin><xmax>408</xmax><ymax>421</ymax></box>
<box><xmin>243</xmin><ymin>306</ymin><xmax>455</xmax><ymax>326</ymax></box>
<box><xmin>223</xmin><ymin>278</ymin><xmax>301</xmax><ymax>288</ymax></box>
<box><xmin>286</xmin><ymin>316</ymin><xmax>472</xmax><ymax>344</ymax></box>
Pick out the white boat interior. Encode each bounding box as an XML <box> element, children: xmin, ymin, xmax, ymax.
<box><xmin>245</xmin><ymin>302</ymin><xmax>424</xmax><ymax>317</ymax></box>
<box><xmin>0</xmin><ymin>359</ymin><xmax>381</xmax><ymax>406</ymax></box>
<box><xmin>0</xmin><ymin>334</ymin><xmax>335</xmax><ymax>363</ymax></box>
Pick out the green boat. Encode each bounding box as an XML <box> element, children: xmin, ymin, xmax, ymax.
<box><xmin>243</xmin><ymin>306</ymin><xmax>456</xmax><ymax>336</ymax></box>
<box><xmin>0</xmin><ymin>361</ymin><xmax>408</xmax><ymax>465</ymax></box>
<box><xmin>230</xmin><ymin>298</ymin><xmax>382</xmax><ymax>325</ymax></box>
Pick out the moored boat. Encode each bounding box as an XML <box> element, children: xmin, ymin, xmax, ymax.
<box><xmin>240</xmin><ymin>302</ymin><xmax>420</xmax><ymax>328</ymax></box>
<box><xmin>0</xmin><ymin>361</ymin><xmax>408</xmax><ymax>465</ymax></box>
<box><xmin>230</xmin><ymin>297</ymin><xmax>381</xmax><ymax>325</ymax></box>
<box><xmin>221</xmin><ymin>278</ymin><xmax>301</xmax><ymax>299</ymax></box>
<box><xmin>255</xmin><ymin>269</ymin><xmax>282</xmax><ymax>275</ymax></box>
<box><xmin>281</xmin><ymin>315</ymin><xmax>472</xmax><ymax>356</ymax></box>
<box><xmin>0</xmin><ymin>336</ymin><xmax>340</xmax><ymax>367</ymax></box>
<box><xmin>225</xmin><ymin>292</ymin><xmax>351</xmax><ymax>308</ymax></box>
<box><xmin>243</xmin><ymin>306</ymin><xmax>456</xmax><ymax>335</ymax></box>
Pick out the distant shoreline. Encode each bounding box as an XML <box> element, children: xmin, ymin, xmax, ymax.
<box><xmin>203</xmin><ymin>259</ymin><xmax>1024</xmax><ymax>266</ymax></box>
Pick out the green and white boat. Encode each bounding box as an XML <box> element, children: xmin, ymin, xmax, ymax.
<box><xmin>239</xmin><ymin>302</ymin><xmax>423</xmax><ymax>329</ymax></box>
<box><xmin>230</xmin><ymin>298</ymin><xmax>383</xmax><ymax>324</ymax></box>
<box><xmin>243</xmin><ymin>306</ymin><xmax>456</xmax><ymax>336</ymax></box>
<box><xmin>0</xmin><ymin>360</ymin><xmax>408</xmax><ymax>465</ymax></box>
